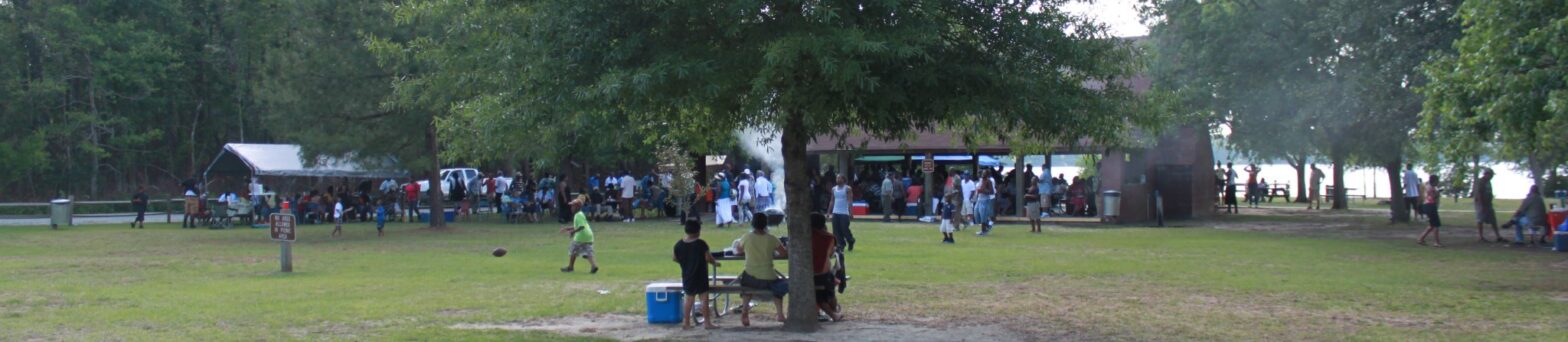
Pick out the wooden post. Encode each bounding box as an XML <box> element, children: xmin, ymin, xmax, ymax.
<box><xmin>280</xmin><ymin>240</ymin><xmax>293</xmax><ymax>273</ymax></box>
<box><xmin>166</xmin><ymin>197</ymin><xmax>173</xmax><ymax>223</ymax></box>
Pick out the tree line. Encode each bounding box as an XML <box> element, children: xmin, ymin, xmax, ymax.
<box><xmin>8</xmin><ymin>1</ymin><xmax>1152</xmax><ymax>330</ymax></box>
<box><xmin>0</xmin><ymin>0</ymin><xmax>668</xmax><ymax>201</ymax></box>
<box><xmin>1141</xmin><ymin>0</ymin><xmax>1568</xmax><ymax>221</ymax></box>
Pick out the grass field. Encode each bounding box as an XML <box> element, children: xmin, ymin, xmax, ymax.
<box><xmin>1</xmin><ymin>210</ymin><xmax>1565</xmax><ymax>341</ymax></box>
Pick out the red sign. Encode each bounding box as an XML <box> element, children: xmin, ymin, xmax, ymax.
<box><xmin>270</xmin><ymin>213</ymin><xmax>296</xmax><ymax>241</ymax></box>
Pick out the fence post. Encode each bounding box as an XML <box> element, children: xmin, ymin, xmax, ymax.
<box><xmin>167</xmin><ymin>197</ymin><xmax>174</xmax><ymax>223</ymax></box>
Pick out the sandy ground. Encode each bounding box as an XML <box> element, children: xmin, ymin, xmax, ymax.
<box><xmin>451</xmin><ymin>313</ymin><xmax>1038</xmax><ymax>342</ymax></box>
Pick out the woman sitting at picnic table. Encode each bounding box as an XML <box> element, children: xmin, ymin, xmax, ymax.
<box><xmin>736</xmin><ymin>216</ymin><xmax>789</xmax><ymax>327</ymax></box>
<box><xmin>810</xmin><ymin>213</ymin><xmax>843</xmax><ymax>321</ymax></box>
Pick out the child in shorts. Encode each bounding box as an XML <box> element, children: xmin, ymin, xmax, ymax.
<box><xmin>330</xmin><ymin>198</ymin><xmax>350</xmax><ymax>238</ymax></box>
<box><xmin>940</xmin><ymin>191</ymin><xmax>958</xmax><ymax>244</ymax></box>
<box><xmin>374</xmin><ymin>199</ymin><xmax>387</xmax><ymax>237</ymax></box>
<box><xmin>673</xmin><ymin>219</ymin><xmax>720</xmax><ymax>329</ymax></box>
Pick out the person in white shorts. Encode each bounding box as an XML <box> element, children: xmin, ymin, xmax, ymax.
<box><xmin>939</xmin><ymin>190</ymin><xmax>959</xmax><ymax>244</ymax></box>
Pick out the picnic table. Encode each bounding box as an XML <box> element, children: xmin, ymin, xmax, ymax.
<box><xmin>1323</xmin><ymin>185</ymin><xmax>1364</xmax><ymax>206</ymax></box>
<box><xmin>656</xmin><ymin>249</ymin><xmax>841</xmax><ymax>324</ymax></box>
<box><xmin>695</xmin><ymin>252</ymin><xmax>790</xmax><ymax>322</ymax></box>
<box><xmin>1266</xmin><ymin>184</ymin><xmax>1292</xmax><ymax>202</ymax></box>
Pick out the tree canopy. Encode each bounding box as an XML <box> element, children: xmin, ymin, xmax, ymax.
<box><xmin>494</xmin><ymin>0</ymin><xmax>1151</xmax><ymax>330</ymax></box>
<box><xmin>1419</xmin><ymin>0</ymin><xmax>1568</xmax><ymax>183</ymax></box>
<box><xmin>1144</xmin><ymin>0</ymin><xmax>1461</xmax><ymax>217</ymax></box>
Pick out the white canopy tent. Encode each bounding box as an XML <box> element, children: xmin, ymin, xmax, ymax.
<box><xmin>203</xmin><ymin>143</ymin><xmax>408</xmax><ymax>180</ymax></box>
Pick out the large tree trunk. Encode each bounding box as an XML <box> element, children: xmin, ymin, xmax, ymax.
<box><xmin>426</xmin><ymin>124</ymin><xmax>446</xmax><ymax>228</ymax></box>
<box><xmin>1331</xmin><ymin>151</ymin><xmax>1348</xmax><ymax>210</ymax></box>
<box><xmin>780</xmin><ymin>112</ymin><xmax>820</xmax><ymax>332</ymax></box>
<box><xmin>1527</xmin><ymin>153</ymin><xmax>1546</xmax><ymax>189</ymax></box>
<box><xmin>1386</xmin><ymin>159</ymin><xmax>1409</xmax><ymax>223</ymax></box>
<box><xmin>1289</xmin><ymin>155</ymin><xmax>1307</xmax><ymax>203</ymax></box>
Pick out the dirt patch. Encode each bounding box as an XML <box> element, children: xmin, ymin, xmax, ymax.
<box><xmin>451</xmin><ymin>313</ymin><xmax>1034</xmax><ymax>341</ymax></box>
<box><xmin>1552</xmin><ymin>294</ymin><xmax>1568</xmax><ymax>303</ymax></box>
<box><xmin>415</xmin><ymin>226</ymin><xmax>465</xmax><ymax>233</ymax></box>
<box><xmin>1199</xmin><ymin>207</ymin><xmax>1430</xmax><ymax>240</ymax></box>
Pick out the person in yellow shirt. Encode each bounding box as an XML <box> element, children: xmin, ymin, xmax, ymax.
<box><xmin>559</xmin><ymin>195</ymin><xmax>599</xmax><ymax>274</ymax></box>
<box><xmin>736</xmin><ymin>217</ymin><xmax>788</xmax><ymax>326</ymax></box>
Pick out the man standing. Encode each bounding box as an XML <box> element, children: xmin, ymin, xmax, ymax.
<box><xmin>620</xmin><ymin>171</ymin><xmax>637</xmax><ymax>222</ymax></box>
<box><xmin>1037</xmin><ymin>171</ymin><xmax>1052</xmax><ymax>217</ymax></box>
<box><xmin>1403</xmin><ymin>164</ymin><xmax>1421</xmax><ymax>221</ymax></box>
<box><xmin>486</xmin><ymin>173</ymin><xmax>500</xmax><ymax>214</ymax></box>
<box><xmin>1307</xmin><ymin>164</ymin><xmax>1325</xmax><ymax>210</ymax></box>
<box><xmin>182</xmin><ymin>178</ymin><xmax>199</xmax><ymax>229</ymax></box>
<box><xmin>403</xmin><ymin>180</ymin><xmax>421</xmax><ymax>222</ymax></box>
<box><xmin>1224</xmin><ymin>163</ymin><xmax>1239</xmax><ymax>214</ymax></box>
<box><xmin>755</xmin><ymin>171</ymin><xmax>773</xmax><ymax>210</ymax></box>
<box><xmin>467</xmin><ymin>173</ymin><xmax>484</xmax><ymax>216</ymax></box>
<box><xmin>1473</xmin><ymin>168</ymin><xmax>1504</xmax><ymax>242</ymax></box>
<box><xmin>250</xmin><ymin>177</ymin><xmax>266</xmax><ymax>207</ymax></box>
<box><xmin>881</xmin><ymin>172</ymin><xmax>897</xmax><ymax>223</ymax></box>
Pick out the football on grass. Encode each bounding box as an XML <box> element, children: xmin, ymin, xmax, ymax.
<box><xmin>492</xmin><ymin>248</ymin><xmax>507</xmax><ymax>257</ymax></box>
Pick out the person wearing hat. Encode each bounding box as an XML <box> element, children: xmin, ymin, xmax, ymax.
<box><xmin>559</xmin><ymin>194</ymin><xmax>599</xmax><ymax>274</ymax></box>
<box><xmin>1472</xmin><ymin>168</ymin><xmax>1504</xmax><ymax>242</ymax></box>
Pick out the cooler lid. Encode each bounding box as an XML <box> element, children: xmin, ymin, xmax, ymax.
<box><xmin>646</xmin><ymin>282</ymin><xmax>682</xmax><ymax>293</ymax></box>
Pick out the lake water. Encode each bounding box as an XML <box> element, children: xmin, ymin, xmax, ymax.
<box><xmin>1018</xmin><ymin>163</ymin><xmax>1537</xmax><ymax>200</ymax></box>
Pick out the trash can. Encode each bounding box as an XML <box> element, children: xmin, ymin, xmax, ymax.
<box><xmin>50</xmin><ymin>198</ymin><xmax>72</xmax><ymax>229</ymax></box>
<box><xmin>1101</xmin><ymin>191</ymin><xmax>1120</xmax><ymax>217</ymax></box>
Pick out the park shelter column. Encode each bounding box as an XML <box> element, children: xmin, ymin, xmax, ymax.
<box><xmin>1014</xmin><ymin>155</ymin><xmax>1024</xmax><ymax>216</ymax></box>
<box><xmin>923</xmin><ymin>153</ymin><xmax>934</xmax><ymax>217</ymax></box>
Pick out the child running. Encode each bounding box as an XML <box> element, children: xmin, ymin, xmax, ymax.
<box><xmin>672</xmin><ymin>219</ymin><xmax>720</xmax><ymax>330</ymax></box>
<box><xmin>559</xmin><ymin>195</ymin><xmax>600</xmax><ymax>274</ymax></box>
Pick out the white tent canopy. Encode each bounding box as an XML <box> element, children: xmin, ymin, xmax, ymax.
<box><xmin>203</xmin><ymin>143</ymin><xmax>408</xmax><ymax>179</ymax></box>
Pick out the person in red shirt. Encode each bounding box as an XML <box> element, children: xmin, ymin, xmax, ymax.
<box><xmin>485</xmin><ymin>175</ymin><xmax>499</xmax><ymax>214</ymax></box>
<box><xmin>404</xmin><ymin>180</ymin><xmax>421</xmax><ymax>222</ymax></box>
<box><xmin>810</xmin><ymin>213</ymin><xmax>842</xmax><ymax>321</ymax></box>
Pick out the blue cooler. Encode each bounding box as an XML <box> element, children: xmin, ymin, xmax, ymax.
<box><xmin>645</xmin><ymin>282</ymin><xmax>683</xmax><ymax>324</ymax></box>
<box><xmin>419</xmin><ymin>210</ymin><xmax>457</xmax><ymax>223</ymax></box>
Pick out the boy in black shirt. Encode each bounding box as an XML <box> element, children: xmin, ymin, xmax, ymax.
<box><xmin>131</xmin><ymin>186</ymin><xmax>149</xmax><ymax>229</ymax></box>
<box><xmin>672</xmin><ymin>219</ymin><xmax>720</xmax><ymax>330</ymax></box>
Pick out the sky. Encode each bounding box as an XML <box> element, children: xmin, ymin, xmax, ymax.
<box><xmin>1061</xmin><ymin>0</ymin><xmax>1150</xmax><ymax>37</ymax></box>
